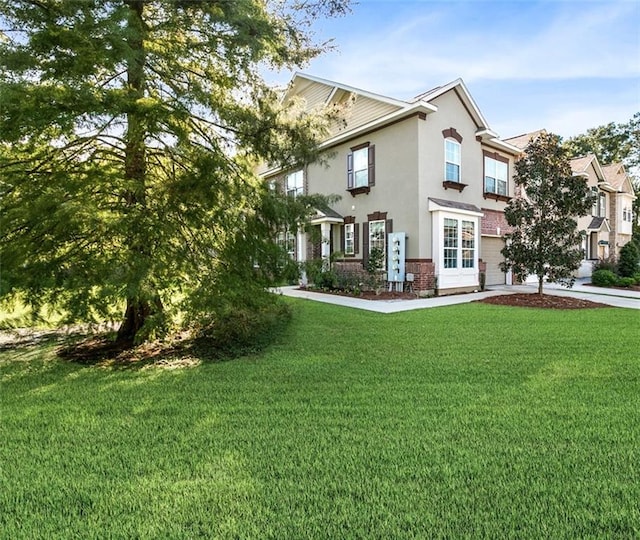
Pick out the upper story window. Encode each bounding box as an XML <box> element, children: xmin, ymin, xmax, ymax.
<box><xmin>599</xmin><ymin>193</ymin><xmax>606</xmax><ymax>217</ymax></box>
<box><xmin>484</xmin><ymin>154</ymin><xmax>508</xmax><ymax>196</ymax></box>
<box><xmin>286</xmin><ymin>169</ymin><xmax>304</xmax><ymax>198</ymax></box>
<box><xmin>444</xmin><ymin>139</ymin><xmax>461</xmax><ymax>182</ymax></box>
<box><xmin>591</xmin><ymin>187</ymin><xmax>598</xmax><ymax>216</ymax></box>
<box><xmin>347</xmin><ymin>142</ymin><xmax>375</xmax><ymax>195</ymax></box>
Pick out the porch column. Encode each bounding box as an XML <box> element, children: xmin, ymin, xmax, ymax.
<box><xmin>320</xmin><ymin>222</ymin><xmax>331</xmax><ymax>269</ymax></box>
<box><xmin>297</xmin><ymin>230</ymin><xmax>308</xmax><ymax>286</ymax></box>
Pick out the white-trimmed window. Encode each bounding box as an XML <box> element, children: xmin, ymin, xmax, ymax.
<box><xmin>369</xmin><ymin>219</ymin><xmax>386</xmax><ymax>268</ymax></box>
<box><xmin>443</xmin><ymin>218</ymin><xmax>475</xmax><ymax>269</ymax></box>
<box><xmin>347</xmin><ymin>143</ymin><xmax>375</xmax><ymax>190</ymax></box>
<box><xmin>445</xmin><ymin>140</ymin><xmax>461</xmax><ymax>182</ymax></box>
<box><xmin>277</xmin><ymin>230</ymin><xmax>296</xmax><ymax>260</ymax></box>
<box><xmin>444</xmin><ymin>218</ymin><xmax>458</xmax><ymax>268</ymax></box>
<box><xmin>344</xmin><ymin>223</ymin><xmax>355</xmax><ymax>255</ymax></box>
<box><xmin>484</xmin><ymin>156</ymin><xmax>508</xmax><ymax>196</ymax></box>
<box><xmin>599</xmin><ymin>193</ymin><xmax>606</xmax><ymax>218</ymax></box>
<box><xmin>461</xmin><ymin>220</ymin><xmax>475</xmax><ymax>268</ymax></box>
<box><xmin>591</xmin><ymin>187</ymin><xmax>598</xmax><ymax>216</ymax></box>
<box><xmin>286</xmin><ymin>169</ymin><xmax>304</xmax><ymax>198</ymax></box>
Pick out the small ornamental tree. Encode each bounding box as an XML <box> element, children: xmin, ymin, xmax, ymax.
<box><xmin>501</xmin><ymin>132</ymin><xmax>593</xmax><ymax>294</ymax></box>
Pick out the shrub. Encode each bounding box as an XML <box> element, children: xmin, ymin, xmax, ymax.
<box><xmin>591</xmin><ymin>269</ymin><xmax>618</xmax><ymax>287</ymax></box>
<box><xmin>192</xmin><ymin>295</ymin><xmax>292</xmax><ymax>359</ymax></box>
<box><xmin>334</xmin><ymin>267</ymin><xmax>364</xmax><ymax>294</ymax></box>
<box><xmin>618</xmin><ymin>241</ymin><xmax>640</xmax><ymax>278</ymax></box>
<box><xmin>592</xmin><ymin>256</ymin><xmax>618</xmax><ymax>273</ymax></box>
<box><xmin>314</xmin><ymin>270</ymin><xmax>337</xmax><ymax>290</ymax></box>
<box><xmin>616</xmin><ymin>277</ymin><xmax>636</xmax><ymax>288</ymax></box>
<box><xmin>633</xmin><ymin>273</ymin><xmax>640</xmax><ymax>285</ymax></box>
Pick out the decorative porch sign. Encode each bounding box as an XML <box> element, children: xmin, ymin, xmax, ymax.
<box><xmin>387</xmin><ymin>232</ymin><xmax>406</xmax><ymax>283</ymax></box>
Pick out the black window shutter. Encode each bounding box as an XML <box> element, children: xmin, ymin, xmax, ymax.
<box><xmin>340</xmin><ymin>225</ymin><xmax>345</xmax><ymax>253</ymax></box>
<box><xmin>362</xmin><ymin>222</ymin><xmax>369</xmax><ymax>269</ymax></box>
<box><xmin>368</xmin><ymin>144</ymin><xmax>375</xmax><ymax>186</ymax></box>
<box><xmin>354</xmin><ymin>223</ymin><xmax>360</xmax><ymax>254</ymax></box>
<box><xmin>386</xmin><ymin>218</ymin><xmax>393</xmax><ymax>235</ymax></box>
<box><xmin>347</xmin><ymin>152</ymin><xmax>354</xmax><ymax>189</ymax></box>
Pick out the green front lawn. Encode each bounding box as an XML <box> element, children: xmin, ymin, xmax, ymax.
<box><xmin>1</xmin><ymin>300</ymin><xmax>638</xmax><ymax>538</ymax></box>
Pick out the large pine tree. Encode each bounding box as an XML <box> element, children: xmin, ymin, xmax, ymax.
<box><xmin>501</xmin><ymin>132</ymin><xmax>593</xmax><ymax>294</ymax></box>
<box><xmin>0</xmin><ymin>0</ymin><xmax>348</xmax><ymax>344</ymax></box>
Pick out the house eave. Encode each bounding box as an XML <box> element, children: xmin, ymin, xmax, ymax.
<box><xmin>318</xmin><ymin>102</ymin><xmax>438</xmax><ymax>150</ymax></box>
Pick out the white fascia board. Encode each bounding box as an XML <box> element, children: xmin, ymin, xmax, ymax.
<box><xmin>597</xmin><ymin>181</ymin><xmax>617</xmax><ymax>193</ymax></box>
<box><xmin>293</xmin><ymin>72</ymin><xmax>409</xmax><ymax>109</ymax></box>
<box><xmin>427</xmin><ymin>200</ymin><xmax>484</xmax><ymax>218</ymax></box>
<box><xmin>320</xmin><ymin>102</ymin><xmax>438</xmax><ymax>149</ymax></box>
<box><xmin>480</xmin><ymin>136</ymin><xmax>523</xmax><ymax>155</ymax></box>
<box><xmin>422</xmin><ymin>78</ymin><xmax>490</xmax><ymax>129</ymax></box>
<box><xmin>310</xmin><ymin>215</ymin><xmax>344</xmax><ymax>225</ymax></box>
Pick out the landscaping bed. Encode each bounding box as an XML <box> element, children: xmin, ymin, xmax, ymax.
<box><xmin>477</xmin><ymin>292</ymin><xmax>610</xmax><ymax>309</ymax></box>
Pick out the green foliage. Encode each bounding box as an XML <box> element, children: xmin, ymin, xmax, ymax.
<box><xmin>633</xmin><ymin>272</ymin><xmax>640</xmax><ymax>285</ymax></box>
<box><xmin>616</xmin><ymin>276</ymin><xmax>636</xmax><ymax>288</ymax></box>
<box><xmin>618</xmin><ymin>241</ymin><xmax>640</xmax><ymax>278</ymax></box>
<box><xmin>191</xmin><ymin>294</ymin><xmax>292</xmax><ymax>359</ymax></box>
<box><xmin>592</xmin><ymin>255</ymin><xmax>618</xmax><ymax>273</ymax></box>
<box><xmin>366</xmin><ymin>247</ymin><xmax>385</xmax><ymax>275</ymax></box>
<box><xmin>563</xmin><ymin>113</ymin><xmax>639</xmax><ymax>170</ymax></box>
<box><xmin>0</xmin><ymin>0</ymin><xmax>349</xmax><ymax>344</ymax></box>
<box><xmin>501</xmin><ymin>132</ymin><xmax>593</xmax><ymax>293</ymax></box>
<box><xmin>1</xmin><ymin>301</ymin><xmax>639</xmax><ymax>537</ymax></box>
<box><xmin>591</xmin><ymin>269</ymin><xmax>618</xmax><ymax>287</ymax></box>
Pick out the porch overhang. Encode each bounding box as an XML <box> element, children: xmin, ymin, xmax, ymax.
<box><xmin>310</xmin><ymin>205</ymin><xmax>344</xmax><ymax>225</ymax></box>
<box><xmin>587</xmin><ymin>216</ymin><xmax>611</xmax><ymax>232</ymax></box>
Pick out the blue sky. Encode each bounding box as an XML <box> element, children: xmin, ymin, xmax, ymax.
<box><xmin>268</xmin><ymin>0</ymin><xmax>640</xmax><ymax>140</ymax></box>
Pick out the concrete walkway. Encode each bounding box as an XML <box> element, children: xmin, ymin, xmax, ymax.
<box><xmin>275</xmin><ymin>279</ymin><xmax>640</xmax><ymax>312</ymax></box>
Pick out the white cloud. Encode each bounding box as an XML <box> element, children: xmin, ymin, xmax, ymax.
<box><xmin>305</xmin><ymin>0</ymin><xmax>640</xmax><ymax>97</ymax></box>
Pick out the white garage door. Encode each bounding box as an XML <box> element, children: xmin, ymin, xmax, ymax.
<box><xmin>482</xmin><ymin>236</ymin><xmax>506</xmax><ymax>286</ymax></box>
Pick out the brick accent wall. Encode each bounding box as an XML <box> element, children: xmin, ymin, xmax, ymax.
<box><xmin>335</xmin><ymin>259</ymin><xmax>436</xmax><ymax>292</ymax></box>
<box><xmin>406</xmin><ymin>259</ymin><xmax>435</xmax><ymax>291</ymax></box>
<box><xmin>481</xmin><ymin>208</ymin><xmax>512</xmax><ymax>236</ymax></box>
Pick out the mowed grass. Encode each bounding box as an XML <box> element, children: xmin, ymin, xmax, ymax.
<box><xmin>1</xmin><ymin>300</ymin><xmax>639</xmax><ymax>539</ymax></box>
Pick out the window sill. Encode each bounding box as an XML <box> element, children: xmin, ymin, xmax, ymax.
<box><xmin>442</xmin><ymin>181</ymin><xmax>467</xmax><ymax>192</ymax></box>
<box><xmin>483</xmin><ymin>192</ymin><xmax>511</xmax><ymax>202</ymax></box>
<box><xmin>347</xmin><ymin>186</ymin><xmax>371</xmax><ymax>197</ymax></box>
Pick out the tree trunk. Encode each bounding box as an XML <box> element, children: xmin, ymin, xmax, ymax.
<box><xmin>116</xmin><ymin>295</ymin><xmax>163</xmax><ymax>344</ymax></box>
<box><xmin>116</xmin><ymin>1</ymin><xmax>163</xmax><ymax>346</ymax></box>
<box><xmin>538</xmin><ymin>275</ymin><xmax>544</xmax><ymax>295</ymax></box>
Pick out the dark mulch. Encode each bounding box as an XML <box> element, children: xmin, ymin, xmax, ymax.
<box><xmin>477</xmin><ymin>293</ymin><xmax>610</xmax><ymax>309</ymax></box>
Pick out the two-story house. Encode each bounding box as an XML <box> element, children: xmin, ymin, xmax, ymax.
<box><xmin>262</xmin><ymin>73</ymin><xmax>521</xmax><ymax>294</ymax></box>
<box><xmin>567</xmin><ymin>154</ymin><xmax>613</xmax><ymax>275</ymax></box>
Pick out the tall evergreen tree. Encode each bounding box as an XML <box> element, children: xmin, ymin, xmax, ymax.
<box><xmin>501</xmin><ymin>132</ymin><xmax>593</xmax><ymax>294</ymax></box>
<box><xmin>0</xmin><ymin>0</ymin><xmax>349</xmax><ymax>344</ymax></box>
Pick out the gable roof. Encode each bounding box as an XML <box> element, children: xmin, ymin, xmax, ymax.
<box><xmin>601</xmin><ymin>163</ymin><xmax>636</xmax><ymax>196</ymax></box>
<box><xmin>503</xmin><ymin>129</ymin><xmax>546</xmax><ymax>150</ymax></box>
<box><xmin>282</xmin><ymin>73</ymin><xmax>520</xmax><ymax>155</ymax></box>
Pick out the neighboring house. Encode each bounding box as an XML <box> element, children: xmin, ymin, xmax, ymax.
<box><xmin>262</xmin><ymin>73</ymin><xmax>521</xmax><ymax>294</ymax></box>
<box><xmin>601</xmin><ymin>163</ymin><xmax>636</xmax><ymax>255</ymax></box>
<box><xmin>565</xmin><ymin>154</ymin><xmax>611</xmax><ymax>276</ymax></box>
<box><xmin>503</xmin><ymin>131</ymin><xmax>635</xmax><ymax>277</ymax></box>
